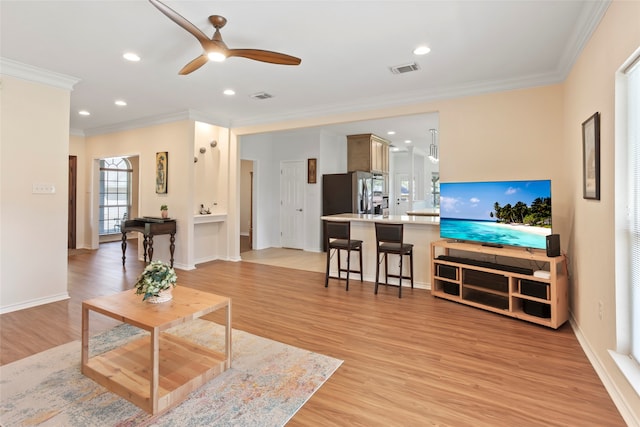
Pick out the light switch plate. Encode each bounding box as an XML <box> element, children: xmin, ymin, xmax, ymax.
<box><xmin>32</xmin><ymin>183</ymin><xmax>56</xmax><ymax>194</ymax></box>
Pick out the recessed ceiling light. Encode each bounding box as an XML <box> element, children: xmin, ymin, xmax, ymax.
<box><xmin>404</xmin><ymin>140</ymin><xmax>412</xmax><ymax>144</ymax></box>
<box><xmin>413</xmin><ymin>46</ymin><xmax>431</xmax><ymax>55</ymax></box>
<box><xmin>387</xmin><ymin>131</ymin><xmax>396</xmax><ymax>135</ymax></box>
<box><xmin>78</xmin><ymin>110</ymin><xmax>90</xmax><ymax>116</ymax></box>
<box><xmin>392</xmin><ymin>147</ymin><xmax>400</xmax><ymax>152</ymax></box>
<box><xmin>223</xmin><ymin>89</ymin><xmax>235</xmax><ymax>96</ymax></box>
<box><xmin>115</xmin><ymin>100</ymin><xmax>127</xmax><ymax>106</ymax></box>
<box><xmin>123</xmin><ymin>52</ymin><xmax>140</xmax><ymax>62</ymax></box>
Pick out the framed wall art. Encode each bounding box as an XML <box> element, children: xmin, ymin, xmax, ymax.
<box><xmin>156</xmin><ymin>151</ymin><xmax>168</xmax><ymax>194</ymax></box>
<box><xmin>308</xmin><ymin>158</ymin><xmax>317</xmax><ymax>184</ymax></box>
<box><xmin>582</xmin><ymin>112</ymin><xmax>600</xmax><ymax>200</ymax></box>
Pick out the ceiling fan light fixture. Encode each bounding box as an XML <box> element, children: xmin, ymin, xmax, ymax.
<box><xmin>207</xmin><ymin>51</ymin><xmax>226</xmax><ymax>62</ymax></box>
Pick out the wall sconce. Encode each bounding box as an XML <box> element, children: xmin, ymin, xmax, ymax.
<box><xmin>210</xmin><ymin>140</ymin><xmax>217</xmax><ymax>148</ymax></box>
<box><xmin>199</xmin><ymin>147</ymin><xmax>207</xmax><ymax>154</ymax></box>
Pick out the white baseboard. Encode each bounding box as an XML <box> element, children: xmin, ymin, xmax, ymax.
<box><xmin>0</xmin><ymin>292</ymin><xmax>70</xmax><ymax>314</ymax></box>
<box><xmin>570</xmin><ymin>315</ymin><xmax>640</xmax><ymax>427</ymax></box>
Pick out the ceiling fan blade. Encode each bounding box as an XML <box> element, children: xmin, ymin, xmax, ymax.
<box><xmin>179</xmin><ymin>55</ymin><xmax>209</xmax><ymax>75</ymax></box>
<box><xmin>227</xmin><ymin>49</ymin><xmax>302</xmax><ymax>66</ymax></box>
<box><xmin>149</xmin><ymin>0</ymin><xmax>210</xmax><ymax>46</ymax></box>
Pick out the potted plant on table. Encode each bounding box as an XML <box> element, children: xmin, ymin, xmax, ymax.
<box><xmin>134</xmin><ymin>260</ymin><xmax>177</xmax><ymax>303</ymax></box>
<box><xmin>160</xmin><ymin>204</ymin><xmax>168</xmax><ymax>219</ymax></box>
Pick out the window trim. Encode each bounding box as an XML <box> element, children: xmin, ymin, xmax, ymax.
<box><xmin>99</xmin><ymin>157</ymin><xmax>132</xmax><ymax>235</ymax></box>
<box><xmin>612</xmin><ymin>46</ymin><xmax>640</xmax><ymax>398</ymax></box>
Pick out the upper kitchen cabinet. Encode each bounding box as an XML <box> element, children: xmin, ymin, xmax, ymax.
<box><xmin>347</xmin><ymin>133</ymin><xmax>390</xmax><ymax>173</ymax></box>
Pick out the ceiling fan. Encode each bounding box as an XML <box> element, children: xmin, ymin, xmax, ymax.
<box><xmin>148</xmin><ymin>0</ymin><xmax>302</xmax><ymax>75</ymax></box>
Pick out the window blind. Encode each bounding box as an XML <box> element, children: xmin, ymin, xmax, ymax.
<box><xmin>629</xmin><ymin>58</ymin><xmax>640</xmax><ymax>362</ymax></box>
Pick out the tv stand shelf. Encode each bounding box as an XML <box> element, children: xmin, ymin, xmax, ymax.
<box><xmin>430</xmin><ymin>240</ymin><xmax>568</xmax><ymax>329</ymax></box>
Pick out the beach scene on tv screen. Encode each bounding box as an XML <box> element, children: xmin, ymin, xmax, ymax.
<box><xmin>439</xmin><ymin>180</ymin><xmax>552</xmax><ymax>249</ymax></box>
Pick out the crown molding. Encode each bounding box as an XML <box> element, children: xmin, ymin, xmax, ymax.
<box><xmin>0</xmin><ymin>57</ymin><xmax>80</xmax><ymax>90</ymax></box>
<box><xmin>229</xmin><ymin>69</ymin><xmax>563</xmax><ymax>129</ymax></box>
<box><xmin>555</xmin><ymin>0</ymin><xmax>611</xmax><ymax>79</ymax></box>
<box><xmin>83</xmin><ymin>109</ymin><xmax>229</xmax><ymax>137</ymax></box>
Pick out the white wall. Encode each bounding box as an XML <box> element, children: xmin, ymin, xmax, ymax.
<box><xmin>1</xmin><ymin>75</ymin><xmax>72</xmax><ymax>312</ymax></box>
<box><xmin>239</xmin><ymin>133</ymin><xmax>279</xmax><ymax>250</ymax></box>
<box><xmin>241</xmin><ymin>127</ymin><xmax>344</xmax><ymax>251</ymax></box>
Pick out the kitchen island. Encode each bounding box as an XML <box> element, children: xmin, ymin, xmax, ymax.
<box><xmin>321</xmin><ymin>213</ymin><xmax>440</xmax><ymax>290</ymax></box>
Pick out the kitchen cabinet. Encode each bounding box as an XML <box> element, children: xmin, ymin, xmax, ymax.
<box><xmin>347</xmin><ymin>134</ymin><xmax>390</xmax><ymax>174</ymax></box>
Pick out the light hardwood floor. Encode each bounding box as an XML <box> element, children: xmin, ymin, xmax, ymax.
<box><xmin>1</xmin><ymin>242</ymin><xmax>626</xmax><ymax>426</ymax></box>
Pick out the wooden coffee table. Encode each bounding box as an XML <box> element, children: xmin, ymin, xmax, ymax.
<box><xmin>81</xmin><ymin>287</ymin><xmax>231</xmax><ymax>415</ymax></box>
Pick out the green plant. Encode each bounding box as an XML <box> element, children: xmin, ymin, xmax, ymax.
<box><xmin>134</xmin><ymin>260</ymin><xmax>177</xmax><ymax>301</ymax></box>
<box><xmin>160</xmin><ymin>204</ymin><xmax>168</xmax><ymax>211</ymax></box>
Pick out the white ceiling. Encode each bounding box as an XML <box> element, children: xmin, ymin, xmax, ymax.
<box><xmin>0</xmin><ymin>0</ymin><xmax>608</xmax><ymax>151</ymax></box>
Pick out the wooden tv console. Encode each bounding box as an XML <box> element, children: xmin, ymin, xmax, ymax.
<box><xmin>430</xmin><ymin>240</ymin><xmax>568</xmax><ymax>329</ymax></box>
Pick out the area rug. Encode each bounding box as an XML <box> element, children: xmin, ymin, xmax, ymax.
<box><xmin>0</xmin><ymin>319</ymin><xmax>342</xmax><ymax>426</ymax></box>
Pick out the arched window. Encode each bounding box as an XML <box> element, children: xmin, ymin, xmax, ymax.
<box><xmin>99</xmin><ymin>157</ymin><xmax>132</xmax><ymax>235</ymax></box>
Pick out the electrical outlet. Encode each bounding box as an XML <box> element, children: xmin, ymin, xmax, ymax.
<box><xmin>598</xmin><ymin>300</ymin><xmax>604</xmax><ymax>320</ymax></box>
<box><xmin>32</xmin><ymin>183</ymin><xmax>56</xmax><ymax>194</ymax></box>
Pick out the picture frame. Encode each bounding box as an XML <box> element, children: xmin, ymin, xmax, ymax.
<box><xmin>582</xmin><ymin>112</ymin><xmax>600</xmax><ymax>200</ymax></box>
<box><xmin>156</xmin><ymin>152</ymin><xmax>168</xmax><ymax>194</ymax></box>
<box><xmin>307</xmin><ymin>158</ymin><xmax>317</xmax><ymax>184</ymax></box>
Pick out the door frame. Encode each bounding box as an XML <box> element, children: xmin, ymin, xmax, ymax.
<box><xmin>68</xmin><ymin>155</ymin><xmax>77</xmax><ymax>249</ymax></box>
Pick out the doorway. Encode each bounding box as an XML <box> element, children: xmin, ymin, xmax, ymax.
<box><xmin>280</xmin><ymin>160</ymin><xmax>305</xmax><ymax>249</ymax></box>
<box><xmin>239</xmin><ymin>160</ymin><xmax>254</xmax><ymax>252</ymax></box>
<box><xmin>68</xmin><ymin>155</ymin><xmax>77</xmax><ymax>249</ymax></box>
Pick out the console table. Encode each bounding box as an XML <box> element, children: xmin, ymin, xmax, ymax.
<box><xmin>121</xmin><ymin>218</ymin><xmax>176</xmax><ymax>267</ymax></box>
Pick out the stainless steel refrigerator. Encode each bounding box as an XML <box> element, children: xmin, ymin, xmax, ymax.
<box><xmin>322</xmin><ymin>171</ymin><xmax>373</xmax><ymax>216</ymax></box>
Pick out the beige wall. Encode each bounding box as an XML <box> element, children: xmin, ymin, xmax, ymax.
<box><xmin>84</xmin><ymin>120</ymin><xmax>232</xmax><ymax>268</ymax></box>
<box><xmin>1</xmin><ymin>75</ymin><xmax>70</xmax><ymax>310</ymax></box>
<box><xmin>563</xmin><ymin>0</ymin><xmax>640</xmax><ymax>421</ymax></box>
<box><xmin>194</xmin><ymin>122</ymin><xmax>229</xmax><ymax>215</ymax></box>
<box><xmin>86</xmin><ymin>121</ymin><xmax>194</xmax><ymax>267</ymax></box>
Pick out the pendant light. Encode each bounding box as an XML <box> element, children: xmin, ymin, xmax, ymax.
<box><xmin>428</xmin><ymin>129</ymin><xmax>439</xmax><ymax>163</ymax></box>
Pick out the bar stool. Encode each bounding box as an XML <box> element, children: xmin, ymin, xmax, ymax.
<box><xmin>374</xmin><ymin>222</ymin><xmax>414</xmax><ymax>298</ymax></box>
<box><xmin>324</xmin><ymin>220</ymin><xmax>363</xmax><ymax>291</ymax></box>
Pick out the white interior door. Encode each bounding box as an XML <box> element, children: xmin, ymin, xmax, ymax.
<box><xmin>394</xmin><ymin>173</ymin><xmax>410</xmax><ymax>215</ymax></box>
<box><xmin>280</xmin><ymin>161</ymin><xmax>305</xmax><ymax>249</ymax></box>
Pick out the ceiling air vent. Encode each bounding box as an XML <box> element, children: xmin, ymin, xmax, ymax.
<box><xmin>389</xmin><ymin>62</ymin><xmax>420</xmax><ymax>74</ymax></box>
<box><xmin>250</xmin><ymin>92</ymin><xmax>274</xmax><ymax>100</ymax></box>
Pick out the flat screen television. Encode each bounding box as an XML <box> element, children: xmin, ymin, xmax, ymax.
<box><xmin>439</xmin><ymin>179</ymin><xmax>552</xmax><ymax>250</ymax></box>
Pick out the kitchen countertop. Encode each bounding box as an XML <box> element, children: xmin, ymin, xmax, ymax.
<box><xmin>321</xmin><ymin>213</ymin><xmax>440</xmax><ymax>225</ymax></box>
<box><xmin>406</xmin><ymin>208</ymin><xmax>440</xmax><ymax>217</ymax></box>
